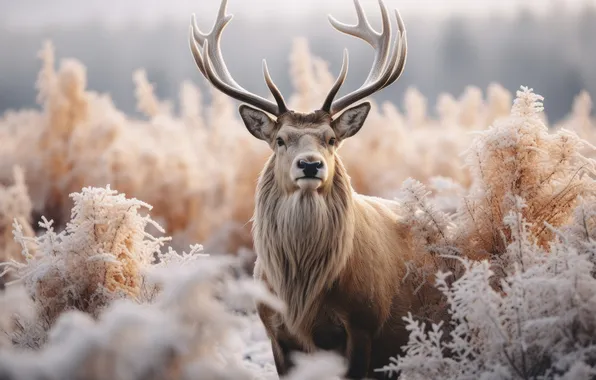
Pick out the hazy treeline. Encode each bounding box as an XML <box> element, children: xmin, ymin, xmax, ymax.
<box><xmin>1</xmin><ymin>4</ymin><xmax>595</xmax><ymax>122</ymax></box>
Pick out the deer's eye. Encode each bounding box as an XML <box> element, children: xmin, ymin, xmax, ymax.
<box><xmin>276</xmin><ymin>137</ymin><xmax>285</xmax><ymax>147</ymax></box>
<box><xmin>328</xmin><ymin>137</ymin><xmax>336</xmax><ymax>146</ymax></box>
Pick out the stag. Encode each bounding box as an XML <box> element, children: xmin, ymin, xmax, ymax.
<box><xmin>189</xmin><ymin>1</ymin><xmax>431</xmax><ymax>378</ymax></box>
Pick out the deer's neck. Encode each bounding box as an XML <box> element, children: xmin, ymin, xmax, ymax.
<box><xmin>253</xmin><ymin>155</ymin><xmax>355</xmax><ymax>333</ymax></box>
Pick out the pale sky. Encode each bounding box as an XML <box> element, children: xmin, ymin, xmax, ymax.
<box><xmin>1</xmin><ymin>0</ymin><xmax>594</xmax><ymax>29</ymax></box>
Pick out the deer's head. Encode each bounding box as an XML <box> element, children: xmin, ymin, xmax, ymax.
<box><xmin>189</xmin><ymin>0</ymin><xmax>407</xmax><ymax>193</ymax></box>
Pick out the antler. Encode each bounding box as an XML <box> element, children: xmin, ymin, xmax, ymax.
<box><xmin>321</xmin><ymin>0</ymin><xmax>408</xmax><ymax>116</ymax></box>
<box><xmin>189</xmin><ymin>0</ymin><xmax>288</xmax><ymax>116</ymax></box>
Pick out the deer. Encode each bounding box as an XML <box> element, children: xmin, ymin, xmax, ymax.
<box><xmin>189</xmin><ymin>1</ymin><xmax>434</xmax><ymax>378</ymax></box>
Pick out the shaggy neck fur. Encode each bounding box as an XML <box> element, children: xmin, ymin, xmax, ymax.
<box><xmin>253</xmin><ymin>153</ymin><xmax>355</xmax><ymax>334</ymax></box>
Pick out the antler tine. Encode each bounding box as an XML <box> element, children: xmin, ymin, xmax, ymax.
<box><xmin>263</xmin><ymin>60</ymin><xmax>289</xmax><ymax>114</ymax></box>
<box><xmin>328</xmin><ymin>0</ymin><xmax>377</xmax><ymax>46</ymax></box>
<box><xmin>190</xmin><ymin>0</ymin><xmax>229</xmax><ymax>44</ymax></box>
<box><xmin>189</xmin><ymin>26</ymin><xmax>206</xmax><ymax>77</ymax></box>
<box><xmin>189</xmin><ymin>0</ymin><xmax>288</xmax><ymax>116</ymax></box>
<box><xmin>191</xmin><ymin>0</ymin><xmax>239</xmax><ymax>87</ymax></box>
<box><xmin>191</xmin><ymin>14</ymin><xmax>206</xmax><ymax>46</ymax></box>
<box><xmin>381</xmin><ymin>9</ymin><xmax>408</xmax><ymax>90</ymax></box>
<box><xmin>321</xmin><ymin>49</ymin><xmax>349</xmax><ymax>113</ymax></box>
<box><xmin>322</xmin><ymin>0</ymin><xmax>407</xmax><ymax>116</ymax></box>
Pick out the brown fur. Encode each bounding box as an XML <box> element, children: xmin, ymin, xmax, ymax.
<box><xmin>250</xmin><ymin>109</ymin><xmax>431</xmax><ymax>379</ymax></box>
<box><xmin>276</xmin><ymin>110</ymin><xmax>332</xmax><ymax>127</ymax></box>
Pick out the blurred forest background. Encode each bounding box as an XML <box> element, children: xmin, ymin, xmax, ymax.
<box><xmin>1</xmin><ymin>0</ymin><xmax>595</xmax><ymax>123</ymax></box>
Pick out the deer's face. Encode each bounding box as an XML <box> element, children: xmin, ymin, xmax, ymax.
<box><xmin>274</xmin><ymin>117</ymin><xmax>336</xmax><ymax>193</ymax></box>
<box><xmin>239</xmin><ymin>103</ymin><xmax>371</xmax><ymax>193</ymax></box>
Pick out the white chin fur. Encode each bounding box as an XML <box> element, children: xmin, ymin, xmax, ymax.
<box><xmin>296</xmin><ymin>178</ymin><xmax>322</xmax><ymax>191</ymax></box>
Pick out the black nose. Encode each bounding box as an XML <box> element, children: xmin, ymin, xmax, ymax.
<box><xmin>298</xmin><ymin>159</ymin><xmax>323</xmax><ymax>178</ymax></box>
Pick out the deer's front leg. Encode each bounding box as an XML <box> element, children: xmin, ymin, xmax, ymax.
<box><xmin>341</xmin><ymin>300</ymin><xmax>381</xmax><ymax>380</ymax></box>
<box><xmin>270</xmin><ymin>329</ymin><xmax>305</xmax><ymax>377</ymax></box>
<box><xmin>345</xmin><ymin>327</ymin><xmax>373</xmax><ymax>379</ymax></box>
<box><xmin>257</xmin><ymin>303</ymin><xmax>305</xmax><ymax>377</ymax></box>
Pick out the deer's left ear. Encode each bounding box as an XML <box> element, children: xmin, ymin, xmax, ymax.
<box><xmin>239</xmin><ymin>104</ymin><xmax>276</xmax><ymax>141</ymax></box>
<box><xmin>332</xmin><ymin>102</ymin><xmax>371</xmax><ymax>139</ymax></box>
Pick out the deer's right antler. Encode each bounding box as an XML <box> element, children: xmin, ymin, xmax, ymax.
<box><xmin>321</xmin><ymin>0</ymin><xmax>408</xmax><ymax>116</ymax></box>
<box><xmin>189</xmin><ymin>0</ymin><xmax>289</xmax><ymax>116</ymax></box>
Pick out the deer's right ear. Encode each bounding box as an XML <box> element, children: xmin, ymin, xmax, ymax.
<box><xmin>239</xmin><ymin>105</ymin><xmax>276</xmax><ymax>141</ymax></box>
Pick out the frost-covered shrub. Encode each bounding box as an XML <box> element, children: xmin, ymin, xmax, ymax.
<box><xmin>562</xmin><ymin>198</ymin><xmax>596</xmax><ymax>277</ymax></box>
<box><xmin>1</xmin><ymin>185</ymin><xmax>174</xmax><ymax>345</ymax></box>
<box><xmin>397</xmin><ymin>178</ymin><xmax>454</xmax><ymax>252</ymax></box>
<box><xmin>555</xmin><ymin>91</ymin><xmax>594</xmax><ymax>144</ymax></box>
<box><xmin>0</xmin><ymin>166</ymin><xmax>35</xmax><ymax>269</ymax></box>
<box><xmin>381</xmin><ymin>202</ymin><xmax>596</xmax><ymax>380</ymax></box>
<box><xmin>456</xmin><ymin>87</ymin><xmax>596</xmax><ymax>259</ymax></box>
<box><xmin>0</xmin><ymin>255</ymin><xmax>279</xmax><ymax>380</ymax></box>
<box><xmin>0</xmin><ymin>286</ymin><xmax>33</xmax><ymax>349</ymax></box>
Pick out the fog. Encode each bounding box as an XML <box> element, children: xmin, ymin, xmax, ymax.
<box><xmin>2</xmin><ymin>0</ymin><xmax>594</xmax><ymax>27</ymax></box>
<box><xmin>1</xmin><ymin>0</ymin><xmax>590</xmax><ymax>28</ymax></box>
<box><xmin>1</xmin><ymin>0</ymin><xmax>595</xmax><ymax>122</ymax></box>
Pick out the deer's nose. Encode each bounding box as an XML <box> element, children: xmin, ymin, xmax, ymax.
<box><xmin>297</xmin><ymin>159</ymin><xmax>324</xmax><ymax>177</ymax></box>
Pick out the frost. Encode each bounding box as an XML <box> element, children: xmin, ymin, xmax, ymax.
<box><xmin>382</xmin><ymin>219</ymin><xmax>596</xmax><ymax>380</ymax></box>
<box><xmin>1</xmin><ymin>38</ymin><xmax>596</xmax><ymax>380</ymax></box>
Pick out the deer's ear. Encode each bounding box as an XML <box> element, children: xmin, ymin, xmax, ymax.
<box><xmin>239</xmin><ymin>105</ymin><xmax>276</xmax><ymax>141</ymax></box>
<box><xmin>332</xmin><ymin>102</ymin><xmax>371</xmax><ymax>140</ymax></box>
